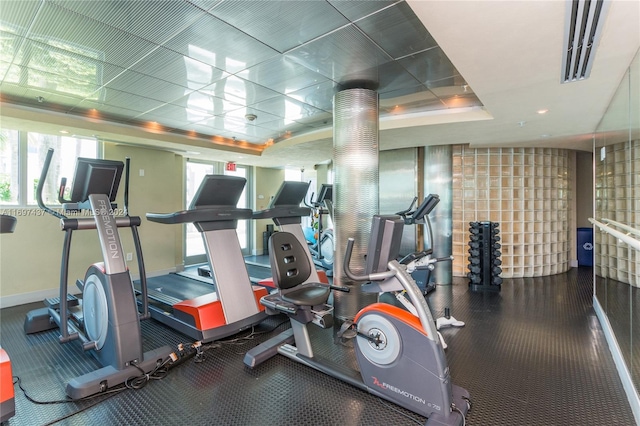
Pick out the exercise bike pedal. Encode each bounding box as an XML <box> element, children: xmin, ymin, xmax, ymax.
<box><xmin>44</xmin><ymin>294</ymin><xmax>79</xmax><ymax>309</ymax></box>
<box><xmin>334</xmin><ymin>320</ymin><xmax>357</xmax><ymax>345</ymax></box>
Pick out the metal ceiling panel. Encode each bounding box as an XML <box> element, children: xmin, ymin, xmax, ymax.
<box><xmin>52</xmin><ymin>0</ymin><xmax>205</xmax><ymax>45</ymax></box>
<box><xmin>327</xmin><ymin>0</ymin><xmax>398</xmax><ymax>22</ymax></box>
<box><xmin>193</xmin><ymin>115</ymin><xmax>277</xmax><ymax>141</ymax></box>
<box><xmin>28</xmin><ymin>2</ymin><xmax>157</xmax><ymax>69</ymax></box>
<box><xmin>13</xmin><ymin>39</ymin><xmax>112</xmax><ymax>89</ymax></box>
<box><xmin>0</xmin><ymin>32</ymin><xmax>23</xmax><ymax>79</ymax></box>
<box><xmin>0</xmin><ymin>0</ymin><xmax>43</xmax><ymax>38</ymax></box>
<box><xmin>2</xmin><ymin>64</ymin><xmax>94</xmax><ymax>105</ymax></box>
<box><xmin>440</xmin><ymin>94</ymin><xmax>483</xmax><ymax>109</ymax></box>
<box><xmin>222</xmin><ymin>106</ymin><xmax>282</xmax><ymax>124</ymax></box>
<box><xmin>236</xmin><ymin>56</ymin><xmax>329</xmax><ymax>95</ymax></box>
<box><xmin>78</xmin><ymin>89</ymin><xmax>167</xmax><ymax>114</ymax></box>
<box><xmin>130</xmin><ymin>47</ymin><xmax>228</xmax><ymax>90</ymax></box>
<box><xmin>251</xmin><ymin>118</ymin><xmax>316</xmax><ymax>139</ymax></box>
<box><xmin>138</xmin><ymin>103</ymin><xmax>212</xmax><ymax>125</ymax></box>
<box><xmin>429</xmin><ymin>76</ymin><xmax>475</xmax><ymax>98</ymax></box>
<box><xmin>251</xmin><ymin>95</ymin><xmax>326</xmax><ymax>122</ymax></box>
<box><xmin>3</xmin><ymin>85</ymin><xmax>82</xmax><ymax>110</ymax></box>
<box><xmin>198</xmin><ymin>75</ymin><xmax>280</xmax><ymax>106</ymax></box>
<box><xmin>185</xmin><ymin>0</ymin><xmax>224</xmax><ymax>13</ymax></box>
<box><xmin>379</xmin><ymin>86</ymin><xmax>444</xmax><ymax>115</ymax></box>
<box><xmin>208</xmin><ymin>0</ymin><xmax>350</xmax><ymax>53</ymax></box>
<box><xmin>286</xmin><ymin>80</ymin><xmax>338</xmax><ymax>112</ymax></box>
<box><xmin>163</xmin><ymin>13</ymin><xmax>279</xmax><ymax>74</ymax></box>
<box><xmin>375</xmin><ymin>60</ymin><xmax>423</xmax><ymax>95</ymax></box>
<box><xmin>0</xmin><ymin>0</ymin><xmax>483</xmax><ymax>150</ymax></box>
<box><xmin>397</xmin><ymin>47</ymin><xmax>459</xmax><ymax>87</ymax></box>
<box><xmin>294</xmin><ymin>111</ymin><xmax>333</xmax><ymax>128</ymax></box>
<box><xmin>285</xmin><ymin>24</ymin><xmax>392</xmax><ymax>85</ymax></box>
<box><xmin>105</xmin><ymin>70</ymin><xmax>188</xmax><ymax>103</ymax></box>
<box><xmin>87</xmin><ymin>103</ymin><xmax>144</xmax><ymax>121</ymax></box>
<box><xmin>169</xmin><ymin>91</ymin><xmax>244</xmax><ymax>116</ymax></box>
<box><xmin>354</xmin><ymin>1</ymin><xmax>438</xmax><ymax>59</ymax></box>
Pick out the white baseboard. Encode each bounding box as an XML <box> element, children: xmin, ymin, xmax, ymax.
<box><xmin>593</xmin><ymin>296</ymin><xmax>640</xmax><ymax>425</ymax></box>
<box><xmin>0</xmin><ymin>267</ymin><xmax>178</xmax><ymax>309</ymax></box>
<box><xmin>0</xmin><ymin>288</ymin><xmax>82</xmax><ymax>309</ymax></box>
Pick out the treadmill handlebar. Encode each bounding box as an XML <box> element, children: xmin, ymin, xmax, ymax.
<box><xmin>252</xmin><ymin>206</ymin><xmax>310</xmax><ymax>219</ymax></box>
<box><xmin>147</xmin><ymin>207</ymin><xmax>253</xmax><ymax>225</ymax></box>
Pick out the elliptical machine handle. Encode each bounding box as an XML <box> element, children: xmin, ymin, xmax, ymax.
<box><xmin>124</xmin><ymin>157</ymin><xmax>130</xmax><ymax>216</ymax></box>
<box><xmin>37</xmin><ymin>148</ymin><xmax>66</xmax><ymax>220</ymax></box>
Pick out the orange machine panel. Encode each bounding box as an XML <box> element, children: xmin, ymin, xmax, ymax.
<box><xmin>354</xmin><ymin>303</ymin><xmax>428</xmax><ymax>338</ymax></box>
<box><xmin>0</xmin><ymin>346</ymin><xmax>15</xmax><ymax>423</ymax></box>
<box><xmin>173</xmin><ymin>287</ymin><xmax>268</xmax><ymax>330</ymax></box>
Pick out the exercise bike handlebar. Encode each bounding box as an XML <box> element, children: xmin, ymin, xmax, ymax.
<box><xmin>37</xmin><ymin>148</ymin><xmax>66</xmax><ymax>220</ymax></box>
<box><xmin>344</xmin><ymin>238</ymin><xmax>396</xmax><ymax>282</ymax></box>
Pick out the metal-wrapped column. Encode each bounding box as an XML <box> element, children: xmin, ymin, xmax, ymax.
<box><xmin>423</xmin><ymin>145</ymin><xmax>453</xmax><ymax>285</ymax></box>
<box><xmin>333</xmin><ymin>88</ymin><xmax>379</xmax><ymax>320</ymax></box>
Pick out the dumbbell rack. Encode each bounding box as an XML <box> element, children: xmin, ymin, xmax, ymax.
<box><xmin>467</xmin><ymin>221</ymin><xmax>502</xmax><ymax>292</ymax></box>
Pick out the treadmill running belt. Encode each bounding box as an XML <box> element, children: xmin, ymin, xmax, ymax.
<box><xmin>194</xmin><ymin>263</ymin><xmax>272</xmax><ymax>284</ymax></box>
<box><xmin>141</xmin><ymin>274</ymin><xmax>214</xmax><ymax>301</ymax></box>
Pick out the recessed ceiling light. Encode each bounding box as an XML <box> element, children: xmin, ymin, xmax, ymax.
<box><xmin>537</xmin><ymin>109</ymin><xmax>549</xmax><ymax>114</ymax></box>
<box><xmin>59</xmin><ymin>130</ymin><xmax>69</xmax><ymax>134</ymax></box>
<box><xmin>540</xmin><ymin>134</ymin><xmax>551</xmax><ymax>138</ymax></box>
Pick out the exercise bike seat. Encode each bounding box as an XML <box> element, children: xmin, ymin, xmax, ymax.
<box><xmin>280</xmin><ymin>284</ymin><xmax>330</xmax><ymax>306</ymax></box>
<box><xmin>269</xmin><ymin>232</ymin><xmax>330</xmax><ymax>306</ymax></box>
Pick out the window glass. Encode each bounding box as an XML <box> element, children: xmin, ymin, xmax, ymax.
<box><xmin>27</xmin><ymin>133</ymin><xmax>98</xmax><ymax>205</ymax></box>
<box><xmin>224</xmin><ymin>166</ymin><xmax>248</xmax><ymax>249</ymax></box>
<box><xmin>185</xmin><ymin>162</ymin><xmax>214</xmax><ymax>257</ymax></box>
<box><xmin>0</xmin><ymin>129</ymin><xmax>19</xmax><ymax>204</ymax></box>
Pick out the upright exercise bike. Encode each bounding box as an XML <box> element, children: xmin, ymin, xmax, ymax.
<box><xmin>244</xmin><ymin>215</ymin><xmax>471</xmax><ymax>425</ymax></box>
<box><xmin>24</xmin><ymin>149</ymin><xmax>173</xmax><ymax>399</ymax></box>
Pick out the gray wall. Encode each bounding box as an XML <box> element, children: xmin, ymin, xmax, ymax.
<box><xmin>576</xmin><ymin>150</ymin><xmax>594</xmax><ymax>228</ymax></box>
<box><xmin>380</xmin><ymin>148</ymin><xmax>420</xmax><ymax>256</ymax></box>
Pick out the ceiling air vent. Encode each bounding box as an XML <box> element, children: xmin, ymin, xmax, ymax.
<box><xmin>561</xmin><ymin>0</ymin><xmax>611</xmax><ymax>83</ymax></box>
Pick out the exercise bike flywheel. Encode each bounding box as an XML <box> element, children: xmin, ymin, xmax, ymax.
<box><xmin>356</xmin><ymin>313</ymin><xmax>401</xmax><ymax>366</ymax></box>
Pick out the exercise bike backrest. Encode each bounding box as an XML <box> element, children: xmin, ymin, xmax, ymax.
<box><xmin>344</xmin><ymin>215</ymin><xmax>439</xmax><ymax>341</ymax></box>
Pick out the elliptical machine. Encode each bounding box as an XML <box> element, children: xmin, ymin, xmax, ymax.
<box><xmin>396</xmin><ymin>195</ymin><xmax>464</xmax><ymax>345</ymax></box>
<box><xmin>396</xmin><ymin>194</ymin><xmax>452</xmax><ymax>295</ymax></box>
<box><xmin>244</xmin><ymin>215</ymin><xmax>471</xmax><ymax>425</ymax></box>
<box><xmin>303</xmin><ymin>184</ymin><xmax>334</xmax><ymax>277</ymax></box>
<box><xmin>24</xmin><ymin>149</ymin><xmax>174</xmax><ymax>399</ymax></box>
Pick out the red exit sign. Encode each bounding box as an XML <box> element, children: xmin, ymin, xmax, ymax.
<box><xmin>225</xmin><ymin>162</ymin><xmax>236</xmax><ymax>172</ymax></box>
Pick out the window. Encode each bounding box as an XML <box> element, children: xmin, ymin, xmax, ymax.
<box><xmin>284</xmin><ymin>167</ymin><xmax>316</xmax><ymax>229</ymax></box>
<box><xmin>185</xmin><ymin>162</ymin><xmax>215</xmax><ymax>261</ymax></box>
<box><xmin>0</xmin><ymin>129</ymin><xmax>19</xmax><ymax>204</ymax></box>
<box><xmin>185</xmin><ymin>160</ymin><xmax>253</xmax><ymax>265</ymax></box>
<box><xmin>0</xmin><ymin>129</ymin><xmax>99</xmax><ymax>206</ymax></box>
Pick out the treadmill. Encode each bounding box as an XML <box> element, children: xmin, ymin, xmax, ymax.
<box><xmin>252</xmin><ymin>181</ymin><xmax>326</xmax><ymax>285</ymax></box>
<box><xmin>142</xmin><ymin>175</ymin><xmax>268</xmax><ymax>343</ymax></box>
<box><xmin>198</xmin><ymin>181</ymin><xmax>325</xmax><ymax>284</ymax></box>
